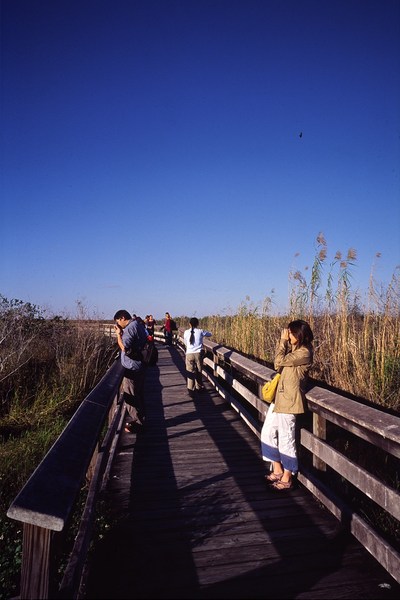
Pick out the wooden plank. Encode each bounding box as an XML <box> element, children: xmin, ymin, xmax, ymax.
<box><xmin>312</xmin><ymin>412</ymin><xmax>327</xmax><ymax>471</ymax></box>
<box><xmin>204</xmin><ymin>338</ymin><xmax>275</xmax><ymax>385</ymax></box>
<box><xmin>59</xmin><ymin>393</ymin><xmax>127</xmax><ymax>598</ymax></box>
<box><xmin>306</xmin><ymin>386</ymin><xmax>400</xmax><ymax>457</ymax></box>
<box><xmin>204</xmin><ymin>337</ymin><xmax>400</xmax><ymax>459</ymax></box>
<box><xmin>83</xmin><ymin>345</ymin><xmax>400</xmax><ymax>600</ymax></box>
<box><xmin>7</xmin><ymin>361</ymin><xmax>124</xmax><ymax>531</ymax></box>
<box><xmin>202</xmin><ymin>369</ymin><xmax>260</xmax><ymax>435</ymax></box>
<box><xmin>20</xmin><ymin>524</ymin><xmax>52</xmax><ymax>600</ymax></box>
<box><xmin>298</xmin><ymin>467</ymin><xmax>400</xmax><ymax>585</ymax></box>
<box><xmin>214</xmin><ymin>363</ymin><xmax>267</xmax><ymax>416</ymax></box>
<box><xmin>301</xmin><ymin>429</ymin><xmax>400</xmax><ymax>519</ymax></box>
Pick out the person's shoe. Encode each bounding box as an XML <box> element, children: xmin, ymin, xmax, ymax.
<box><xmin>187</xmin><ymin>389</ymin><xmax>196</xmax><ymax>398</ymax></box>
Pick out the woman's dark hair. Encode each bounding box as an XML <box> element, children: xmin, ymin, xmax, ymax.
<box><xmin>189</xmin><ymin>317</ymin><xmax>199</xmax><ymax>344</ymax></box>
<box><xmin>287</xmin><ymin>319</ymin><xmax>313</xmax><ymax>347</ymax></box>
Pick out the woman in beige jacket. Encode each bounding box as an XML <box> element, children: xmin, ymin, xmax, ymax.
<box><xmin>261</xmin><ymin>319</ymin><xmax>314</xmax><ymax>491</ymax></box>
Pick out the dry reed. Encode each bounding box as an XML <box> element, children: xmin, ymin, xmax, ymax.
<box><xmin>193</xmin><ymin>235</ymin><xmax>399</xmax><ymax>411</ymax></box>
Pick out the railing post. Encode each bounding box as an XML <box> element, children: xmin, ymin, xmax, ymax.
<box><xmin>19</xmin><ymin>523</ymin><xmax>53</xmax><ymax>599</ymax></box>
<box><xmin>312</xmin><ymin>413</ymin><xmax>327</xmax><ymax>471</ymax></box>
<box><xmin>109</xmin><ymin>388</ymin><xmax>120</xmax><ymax>426</ymax></box>
<box><xmin>86</xmin><ymin>444</ymin><xmax>99</xmax><ymax>483</ymax></box>
<box><xmin>213</xmin><ymin>351</ymin><xmax>218</xmax><ymax>380</ymax></box>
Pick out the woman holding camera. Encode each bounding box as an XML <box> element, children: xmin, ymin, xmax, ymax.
<box><xmin>261</xmin><ymin>319</ymin><xmax>314</xmax><ymax>491</ymax></box>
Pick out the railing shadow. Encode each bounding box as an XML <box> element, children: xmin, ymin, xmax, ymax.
<box><xmin>83</xmin><ymin>346</ymin><xmax>200</xmax><ymax>598</ymax></box>
<box><xmin>84</xmin><ymin>344</ymin><xmax>398</xmax><ymax>599</ymax></box>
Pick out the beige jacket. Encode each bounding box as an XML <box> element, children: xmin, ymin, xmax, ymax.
<box><xmin>273</xmin><ymin>339</ymin><xmax>313</xmax><ymax>414</ymax></box>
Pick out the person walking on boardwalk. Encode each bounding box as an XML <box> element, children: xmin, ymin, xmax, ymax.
<box><xmin>162</xmin><ymin>311</ymin><xmax>176</xmax><ymax>346</ymax></box>
<box><xmin>183</xmin><ymin>317</ymin><xmax>212</xmax><ymax>397</ymax></box>
<box><xmin>113</xmin><ymin>309</ymin><xmax>149</xmax><ymax>433</ymax></box>
<box><xmin>261</xmin><ymin>319</ymin><xmax>313</xmax><ymax>491</ymax></box>
<box><xmin>145</xmin><ymin>314</ymin><xmax>155</xmax><ymax>339</ymax></box>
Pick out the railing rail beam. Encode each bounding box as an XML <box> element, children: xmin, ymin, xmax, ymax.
<box><xmin>8</xmin><ymin>330</ymin><xmax>400</xmax><ymax>596</ymax></box>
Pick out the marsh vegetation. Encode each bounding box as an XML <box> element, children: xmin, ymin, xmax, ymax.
<box><xmin>196</xmin><ymin>235</ymin><xmax>400</xmax><ymax>412</ymax></box>
<box><xmin>0</xmin><ymin>298</ymin><xmax>116</xmax><ymax>598</ymax></box>
<box><xmin>1</xmin><ymin>235</ymin><xmax>399</xmax><ymax>597</ymax></box>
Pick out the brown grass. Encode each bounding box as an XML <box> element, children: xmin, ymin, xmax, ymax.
<box><xmin>180</xmin><ymin>236</ymin><xmax>400</xmax><ymax>412</ymax></box>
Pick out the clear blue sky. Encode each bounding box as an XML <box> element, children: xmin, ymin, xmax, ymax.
<box><xmin>1</xmin><ymin>0</ymin><xmax>399</xmax><ymax>320</ymax></box>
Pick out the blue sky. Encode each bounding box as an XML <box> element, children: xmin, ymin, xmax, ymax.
<box><xmin>1</xmin><ymin>0</ymin><xmax>399</xmax><ymax>320</ymax></box>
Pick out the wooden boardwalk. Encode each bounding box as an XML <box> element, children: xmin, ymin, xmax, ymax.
<box><xmin>83</xmin><ymin>344</ymin><xmax>399</xmax><ymax>600</ymax></box>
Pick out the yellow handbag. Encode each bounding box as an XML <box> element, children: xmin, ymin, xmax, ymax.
<box><xmin>262</xmin><ymin>373</ymin><xmax>281</xmax><ymax>403</ymax></box>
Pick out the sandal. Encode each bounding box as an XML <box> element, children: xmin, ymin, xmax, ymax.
<box><xmin>265</xmin><ymin>472</ymin><xmax>283</xmax><ymax>483</ymax></box>
<box><xmin>270</xmin><ymin>479</ymin><xmax>294</xmax><ymax>491</ymax></box>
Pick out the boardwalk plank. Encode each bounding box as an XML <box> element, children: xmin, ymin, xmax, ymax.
<box><xmin>83</xmin><ymin>345</ymin><xmax>399</xmax><ymax>600</ymax></box>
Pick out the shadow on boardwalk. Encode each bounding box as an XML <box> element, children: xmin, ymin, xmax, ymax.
<box><xmin>83</xmin><ymin>345</ymin><xmax>399</xmax><ymax>600</ymax></box>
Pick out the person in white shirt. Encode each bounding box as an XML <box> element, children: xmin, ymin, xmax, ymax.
<box><xmin>183</xmin><ymin>317</ymin><xmax>212</xmax><ymax>396</ymax></box>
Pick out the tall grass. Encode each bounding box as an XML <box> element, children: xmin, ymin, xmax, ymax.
<box><xmin>0</xmin><ymin>297</ymin><xmax>116</xmax><ymax>599</ymax></box>
<box><xmin>196</xmin><ymin>234</ymin><xmax>400</xmax><ymax>412</ymax></box>
<box><xmin>1</xmin><ymin>236</ymin><xmax>398</xmax><ymax>597</ymax></box>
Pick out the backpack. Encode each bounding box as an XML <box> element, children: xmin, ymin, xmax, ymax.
<box><xmin>142</xmin><ymin>342</ymin><xmax>158</xmax><ymax>366</ymax></box>
<box><xmin>170</xmin><ymin>319</ymin><xmax>178</xmax><ymax>331</ymax></box>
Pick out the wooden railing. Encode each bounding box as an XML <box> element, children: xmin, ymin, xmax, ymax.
<box><xmin>174</xmin><ymin>331</ymin><xmax>400</xmax><ymax>585</ymax></box>
<box><xmin>102</xmin><ymin>323</ymin><xmax>170</xmax><ymax>343</ymax></box>
<box><xmin>7</xmin><ymin>359</ymin><xmax>126</xmax><ymax>600</ymax></box>
<box><xmin>8</xmin><ymin>331</ymin><xmax>400</xmax><ymax>598</ymax></box>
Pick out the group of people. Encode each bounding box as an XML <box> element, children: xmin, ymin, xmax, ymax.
<box><xmin>113</xmin><ymin>307</ymin><xmax>314</xmax><ymax>494</ymax></box>
<box><xmin>144</xmin><ymin>314</ymin><xmax>155</xmax><ymax>339</ymax></box>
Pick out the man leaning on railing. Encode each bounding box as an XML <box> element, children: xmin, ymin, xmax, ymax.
<box><xmin>113</xmin><ymin>309</ymin><xmax>148</xmax><ymax>433</ymax></box>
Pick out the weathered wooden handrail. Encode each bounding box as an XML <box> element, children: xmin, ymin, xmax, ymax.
<box><xmin>175</xmin><ymin>332</ymin><xmax>400</xmax><ymax>585</ymax></box>
<box><xmin>7</xmin><ymin>324</ymin><xmax>172</xmax><ymax>599</ymax></box>
<box><xmin>7</xmin><ymin>359</ymin><xmax>126</xmax><ymax>599</ymax></box>
<box><xmin>8</xmin><ymin>330</ymin><xmax>400</xmax><ymax>597</ymax></box>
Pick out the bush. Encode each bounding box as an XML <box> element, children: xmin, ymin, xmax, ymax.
<box><xmin>0</xmin><ymin>296</ymin><xmax>116</xmax><ymax>599</ymax></box>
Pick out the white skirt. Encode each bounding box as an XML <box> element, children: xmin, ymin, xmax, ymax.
<box><xmin>260</xmin><ymin>403</ymin><xmax>298</xmax><ymax>473</ymax></box>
